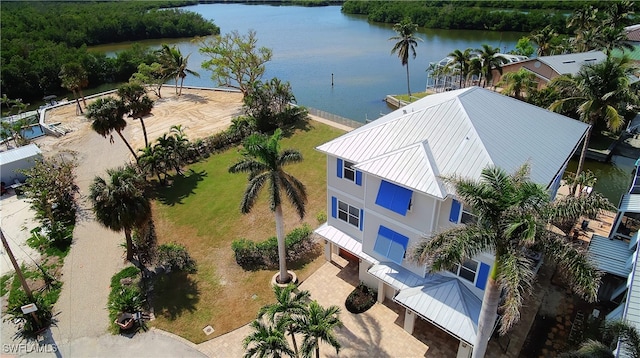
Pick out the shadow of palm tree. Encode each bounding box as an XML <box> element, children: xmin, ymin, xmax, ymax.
<box><xmin>180</xmin><ymin>93</ymin><xmax>208</xmax><ymax>104</ymax></box>
<box><xmin>324</xmin><ymin>312</ymin><xmax>394</xmax><ymax>358</ymax></box>
<box><xmin>155</xmin><ymin>169</ymin><xmax>207</xmax><ymax>206</ymax></box>
<box><xmin>151</xmin><ymin>271</ymin><xmax>200</xmax><ymax>320</ymax></box>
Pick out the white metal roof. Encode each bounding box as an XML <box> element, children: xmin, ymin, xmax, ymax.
<box><xmin>355</xmin><ymin>141</ymin><xmax>447</xmax><ymax>198</ymax></box>
<box><xmin>394</xmin><ymin>275</ymin><xmax>483</xmax><ymax>346</ymax></box>
<box><xmin>0</xmin><ymin>144</ymin><xmax>41</xmax><ymax>166</ymax></box>
<box><xmin>623</xmin><ymin>245</ymin><xmax>640</xmax><ymax>333</ymax></box>
<box><xmin>536</xmin><ymin>51</ymin><xmax>606</xmax><ymax>77</ymax></box>
<box><xmin>314</xmin><ymin>223</ymin><xmax>378</xmax><ymax>264</ymax></box>
<box><xmin>368</xmin><ymin>262</ymin><xmax>428</xmax><ymax>290</ymax></box>
<box><xmin>588</xmin><ymin>234</ymin><xmax>634</xmax><ymax>277</ymax></box>
<box><xmin>317</xmin><ymin>87</ymin><xmax>588</xmax><ymax>198</ymax></box>
<box><xmin>620</xmin><ymin>194</ymin><xmax>640</xmax><ymax>213</ymax></box>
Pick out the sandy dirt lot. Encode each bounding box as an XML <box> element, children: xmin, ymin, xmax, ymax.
<box><xmin>37</xmin><ymin>88</ymin><xmax>245</xmax><ymax>160</ymax></box>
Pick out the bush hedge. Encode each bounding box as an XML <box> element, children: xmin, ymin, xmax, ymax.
<box><xmin>231</xmin><ymin>224</ymin><xmax>316</xmax><ymax>270</ymax></box>
<box><xmin>345</xmin><ymin>283</ymin><xmax>377</xmax><ymax>314</ymax></box>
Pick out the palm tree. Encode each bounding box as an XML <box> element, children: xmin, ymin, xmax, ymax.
<box><xmin>530</xmin><ymin>25</ymin><xmax>560</xmax><ymax>56</ymax></box>
<box><xmin>259</xmin><ymin>284</ymin><xmax>311</xmax><ymax>357</ymax></box>
<box><xmin>475</xmin><ymin>44</ymin><xmax>507</xmax><ymax>88</ymax></box>
<box><xmin>447</xmin><ymin>48</ymin><xmax>473</xmax><ymax>89</ymax></box>
<box><xmin>159</xmin><ymin>44</ymin><xmax>200</xmax><ymax>96</ymax></box>
<box><xmin>549</xmin><ymin>56</ymin><xmax>639</xmax><ymax>194</ymax></box>
<box><xmin>86</xmin><ymin>97</ymin><xmax>138</xmax><ymax>161</ymax></box>
<box><xmin>568</xmin><ymin>5</ymin><xmax>599</xmax><ymax>53</ymax></box>
<box><xmin>496</xmin><ymin>68</ymin><xmax>538</xmax><ymax>101</ymax></box>
<box><xmin>229</xmin><ymin>129</ymin><xmax>307</xmax><ymax>284</ymax></box>
<box><xmin>595</xmin><ymin>26</ymin><xmax>636</xmax><ymax>56</ymax></box>
<box><xmin>562</xmin><ymin>319</ymin><xmax>640</xmax><ymax>358</ymax></box>
<box><xmin>59</xmin><ymin>62</ymin><xmax>89</xmax><ymax>115</ymax></box>
<box><xmin>243</xmin><ymin>319</ymin><xmax>295</xmax><ymax>358</ymax></box>
<box><xmin>117</xmin><ymin>82</ymin><xmax>154</xmax><ymax>148</ymax></box>
<box><xmin>138</xmin><ymin>145</ymin><xmax>165</xmax><ymax>184</ymax></box>
<box><xmin>412</xmin><ymin>164</ymin><xmax>601</xmax><ymax>358</ymax></box>
<box><xmin>298</xmin><ymin>301</ymin><xmax>342</xmax><ymax>358</ymax></box>
<box><xmin>89</xmin><ymin>166</ymin><xmax>151</xmax><ymax>262</ymax></box>
<box><xmin>389</xmin><ymin>18</ymin><xmax>422</xmax><ymax>98</ymax></box>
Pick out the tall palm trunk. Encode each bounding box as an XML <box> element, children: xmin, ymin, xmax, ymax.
<box><xmin>275</xmin><ymin>205</ymin><xmax>289</xmax><ymax>283</ymax></box>
<box><xmin>124</xmin><ymin>227</ymin><xmax>134</xmax><ymax>261</ymax></box>
<box><xmin>175</xmin><ymin>77</ymin><xmax>179</xmax><ymax>94</ymax></box>
<box><xmin>473</xmin><ymin>276</ymin><xmax>500</xmax><ymax>358</ymax></box>
<box><xmin>79</xmin><ymin>88</ymin><xmax>87</xmax><ymax>108</ymax></box>
<box><xmin>72</xmin><ymin>89</ymin><xmax>83</xmax><ymax>115</ymax></box>
<box><xmin>139</xmin><ymin>118</ymin><xmax>149</xmax><ymax>148</ymax></box>
<box><xmin>289</xmin><ymin>326</ymin><xmax>298</xmax><ymax>357</ymax></box>
<box><xmin>179</xmin><ymin>77</ymin><xmax>185</xmax><ymax>96</ymax></box>
<box><xmin>115</xmin><ymin>129</ymin><xmax>138</xmax><ymax>162</ymax></box>
<box><xmin>405</xmin><ymin>63</ymin><xmax>412</xmax><ymax>98</ymax></box>
<box><xmin>315</xmin><ymin>340</ymin><xmax>320</xmax><ymax>358</ymax></box>
<box><xmin>572</xmin><ymin>124</ymin><xmax>593</xmax><ymax>196</ymax></box>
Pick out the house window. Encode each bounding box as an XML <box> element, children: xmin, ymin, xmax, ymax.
<box><xmin>373</xmin><ymin>226</ymin><xmax>409</xmax><ymax>265</ymax></box>
<box><xmin>450</xmin><ymin>259</ymin><xmax>479</xmax><ymax>284</ymax></box>
<box><xmin>343</xmin><ymin>161</ymin><xmax>356</xmax><ymax>182</ymax></box>
<box><xmin>450</xmin><ymin>199</ymin><xmax>477</xmax><ymax>224</ymax></box>
<box><xmin>375</xmin><ymin>180</ymin><xmax>413</xmax><ymax>216</ymax></box>
<box><xmin>336</xmin><ymin>158</ymin><xmax>362</xmax><ymax>185</ymax></box>
<box><xmin>338</xmin><ymin>200</ymin><xmax>360</xmax><ymax>228</ymax></box>
<box><xmin>460</xmin><ymin>208</ymin><xmax>477</xmax><ymax>225</ymax></box>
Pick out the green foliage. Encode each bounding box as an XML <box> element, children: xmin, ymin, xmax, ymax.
<box><xmin>242</xmin><ymin>78</ymin><xmax>308</xmax><ymax>133</ymax></box>
<box><xmin>1</xmin><ymin>1</ymin><xmax>218</xmax><ymax>100</ymax></box>
<box><xmin>0</xmin><ymin>274</ymin><xmax>11</xmax><ymax>297</ymax></box>
<box><xmin>513</xmin><ymin>37</ymin><xmax>535</xmax><ymax>57</ymax></box>
<box><xmin>316</xmin><ymin>211</ymin><xmax>327</xmax><ymax>224</ymax></box>
<box><xmin>341</xmin><ymin>1</ymin><xmax>632</xmax><ymax>33</ymax></box>
<box><xmin>232</xmin><ymin>225</ymin><xmax>316</xmax><ymax>270</ymax></box>
<box><xmin>20</xmin><ymin>155</ymin><xmax>79</xmax><ymax>228</ymax></box>
<box><xmin>345</xmin><ymin>283</ymin><xmax>377</xmax><ymax>314</ymax></box>
<box><xmin>157</xmin><ymin>243</ymin><xmax>197</xmax><ymax>273</ymax></box>
<box><xmin>200</xmin><ymin>29</ymin><xmax>273</xmax><ymax>97</ymax></box>
<box><xmin>26</xmin><ymin>224</ymin><xmax>73</xmax><ymax>258</ymax></box>
<box><xmin>107</xmin><ymin>266</ymin><xmax>143</xmax><ymax>331</ymax></box>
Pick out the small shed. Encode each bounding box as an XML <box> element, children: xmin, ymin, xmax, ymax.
<box><xmin>0</xmin><ymin>144</ymin><xmax>42</xmax><ymax>185</ymax></box>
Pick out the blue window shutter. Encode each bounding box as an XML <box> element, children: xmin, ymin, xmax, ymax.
<box><xmin>331</xmin><ymin>197</ymin><xmax>337</xmax><ymax>218</ymax></box>
<box><xmin>449</xmin><ymin>199</ymin><xmax>461</xmax><ymax>223</ymax></box>
<box><xmin>375</xmin><ymin>180</ymin><xmax>412</xmax><ymax>216</ymax></box>
<box><xmin>476</xmin><ymin>262</ymin><xmax>491</xmax><ymax>290</ymax></box>
<box><xmin>375</xmin><ymin>226</ymin><xmax>409</xmax><ymax>265</ymax></box>
<box><xmin>337</xmin><ymin>158</ymin><xmax>343</xmax><ymax>178</ymax></box>
<box><xmin>355</xmin><ymin>170</ymin><xmax>362</xmax><ymax>186</ymax></box>
<box><xmin>359</xmin><ymin>209</ymin><xmax>364</xmax><ymax>231</ymax></box>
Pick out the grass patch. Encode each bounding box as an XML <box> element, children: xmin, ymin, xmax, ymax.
<box><xmin>151</xmin><ymin>121</ymin><xmax>344</xmax><ymax>343</ymax></box>
<box><xmin>1</xmin><ymin>274</ymin><xmax>12</xmax><ymax>297</ymax></box>
<box><xmin>394</xmin><ymin>92</ymin><xmax>430</xmax><ymax>102</ymax></box>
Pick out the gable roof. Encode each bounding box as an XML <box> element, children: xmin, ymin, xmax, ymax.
<box><xmin>316</xmin><ymin>87</ymin><xmax>588</xmax><ymax>199</ymax></box>
<box><xmin>535</xmin><ymin>51</ymin><xmax>606</xmax><ymax>77</ymax></box>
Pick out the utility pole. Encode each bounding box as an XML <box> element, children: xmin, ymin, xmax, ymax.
<box><xmin>0</xmin><ymin>228</ymin><xmax>33</xmax><ymax>301</ymax></box>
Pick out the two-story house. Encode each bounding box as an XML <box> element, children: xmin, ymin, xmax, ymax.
<box><xmin>314</xmin><ymin>86</ymin><xmax>590</xmax><ymax>357</ymax></box>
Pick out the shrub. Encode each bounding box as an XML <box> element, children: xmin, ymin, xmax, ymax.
<box><xmin>27</xmin><ymin>223</ymin><xmax>73</xmax><ymax>258</ymax></box>
<box><xmin>107</xmin><ymin>266</ymin><xmax>143</xmax><ymax>332</ymax></box>
<box><xmin>316</xmin><ymin>211</ymin><xmax>327</xmax><ymax>224</ymax></box>
<box><xmin>231</xmin><ymin>225</ymin><xmax>316</xmax><ymax>270</ymax></box>
<box><xmin>157</xmin><ymin>242</ymin><xmax>197</xmax><ymax>273</ymax></box>
<box><xmin>4</xmin><ymin>291</ymin><xmax>54</xmax><ymax>339</ymax></box>
<box><xmin>345</xmin><ymin>283</ymin><xmax>377</xmax><ymax>314</ymax></box>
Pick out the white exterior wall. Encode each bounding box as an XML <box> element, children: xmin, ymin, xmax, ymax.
<box><xmin>326</xmin><ymin>156</ymin><xmax>365</xmax><ymax>198</ymax></box>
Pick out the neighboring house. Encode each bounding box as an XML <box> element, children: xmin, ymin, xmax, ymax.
<box><xmin>0</xmin><ymin>144</ymin><xmax>42</xmax><ymax>185</ymax></box>
<box><xmin>588</xmin><ymin>160</ymin><xmax>640</xmax><ymax>357</ymax></box>
<box><xmin>611</xmin><ymin>23</ymin><xmax>640</xmax><ymax>63</ymax></box>
<box><xmin>493</xmin><ymin>51</ymin><xmax>607</xmax><ymax>89</ymax></box>
<box><xmin>315</xmin><ymin>87</ymin><xmax>589</xmax><ymax>357</ymax></box>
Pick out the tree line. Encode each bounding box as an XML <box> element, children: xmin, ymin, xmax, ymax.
<box><xmin>1</xmin><ymin>1</ymin><xmax>219</xmax><ymax>102</ymax></box>
<box><xmin>341</xmin><ymin>1</ymin><xmax>639</xmax><ymax>33</ymax></box>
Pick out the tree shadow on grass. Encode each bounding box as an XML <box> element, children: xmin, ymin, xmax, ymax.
<box><xmin>155</xmin><ymin>169</ymin><xmax>207</xmax><ymax>206</ymax></box>
<box><xmin>151</xmin><ymin>271</ymin><xmax>200</xmax><ymax>321</ymax></box>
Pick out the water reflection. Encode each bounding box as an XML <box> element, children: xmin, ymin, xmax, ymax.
<box><xmin>565</xmin><ymin>156</ymin><xmax>636</xmax><ymax>205</ymax></box>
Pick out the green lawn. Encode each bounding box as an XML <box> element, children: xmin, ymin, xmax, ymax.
<box><xmin>394</xmin><ymin>92</ymin><xmax>430</xmax><ymax>102</ymax></box>
<box><xmin>151</xmin><ymin>121</ymin><xmax>345</xmax><ymax>343</ymax></box>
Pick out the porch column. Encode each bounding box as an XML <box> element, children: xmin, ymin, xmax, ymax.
<box><xmin>377</xmin><ymin>281</ymin><xmax>385</xmax><ymax>303</ymax></box>
<box><xmin>324</xmin><ymin>240</ymin><xmax>332</xmax><ymax>261</ymax></box>
<box><xmin>403</xmin><ymin>309</ymin><xmax>416</xmax><ymax>334</ymax></box>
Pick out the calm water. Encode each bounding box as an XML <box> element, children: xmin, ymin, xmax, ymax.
<box><xmin>88</xmin><ymin>4</ymin><xmax>633</xmax><ymax>204</ymax></box>
<box><xmin>91</xmin><ymin>4</ymin><xmax>523</xmax><ymax>122</ymax></box>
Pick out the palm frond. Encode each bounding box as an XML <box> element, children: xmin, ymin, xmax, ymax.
<box><xmin>495</xmin><ymin>252</ymin><xmax>536</xmax><ymax>334</ymax></box>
